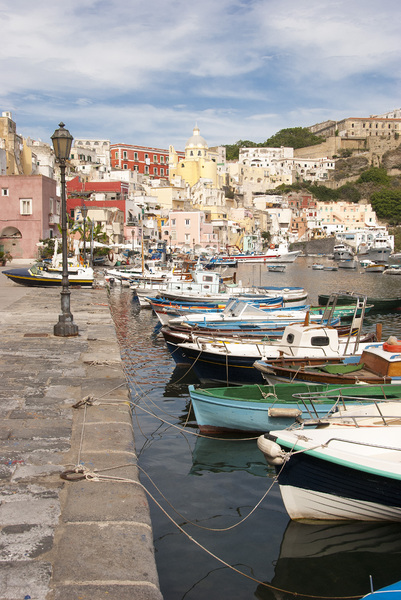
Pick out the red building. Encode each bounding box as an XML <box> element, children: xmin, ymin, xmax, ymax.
<box><xmin>66</xmin><ymin>177</ymin><xmax>129</xmax><ymax>216</ymax></box>
<box><xmin>110</xmin><ymin>144</ymin><xmax>184</xmax><ymax>180</ymax></box>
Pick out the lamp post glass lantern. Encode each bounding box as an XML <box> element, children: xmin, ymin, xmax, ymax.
<box><xmin>51</xmin><ymin>122</ymin><xmax>78</xmax><ymax>337</ymax></box>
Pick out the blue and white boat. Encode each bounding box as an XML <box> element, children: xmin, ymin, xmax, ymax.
<box><xmin>148</xmin><ymin>296</ymin><xmax>287</xmax><ymax>325</ymax></box>
<box><xmin>177</xmin><ymin>320</ymin><xmax>380</xmax><ymax>385</ymax></box>
<box><xmin>188</xmin><ymin>382</ymin><xmax>401</xmax><ymax>434</ymax></box>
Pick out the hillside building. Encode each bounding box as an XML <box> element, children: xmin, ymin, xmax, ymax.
<box><xmin>110</xmin><ymin>143</ymin><xmax>184</xmax><ymax>180</ymax></box>
<box><xmin>0</xmin><ymin>175</ymin><xmax>60</xmax><ymax>258</ymax></box>
<box><xmin>309</xmin><ymin>113</ymin><xmax>401</xmax><ymax>139</ymax></box>
<box><xmin>0</xmin><ymin>111</ymin><xmax>36</xmax><ymax>176</ymax></box>
<box><xmin>316</xmin><ymin>200</ymin><xmax>378</xmax><ymax>235</ymax></box>
<box><xmin>168</xmin><ymin>126</ymin><xmax>222</xmax><ymax>189</ymax></box>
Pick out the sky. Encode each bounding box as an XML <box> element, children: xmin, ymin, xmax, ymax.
<box><xmin>1</xmin><ymin>0</ymin><xmax>401</xmax><ymax>151</ymax></box>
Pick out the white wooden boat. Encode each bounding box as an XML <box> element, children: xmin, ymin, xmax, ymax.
<box><xmin>133</xmin><ymin>266</ymin><xmax>308</xmax><ymax>307</ymax></box>
<box><xmin>365</xmin><ymin>263</ymin><xmax>387</xmax><ymax>273</ymax></box>
<box><xmin>255</xmin><ymin>338</ymin><xmax>401</xmax><ymax>386</ymax></box>
<box><xmin>257</xmin><ymin>401</ymin><xmax>401</xmax><ymax>521</ymax></box>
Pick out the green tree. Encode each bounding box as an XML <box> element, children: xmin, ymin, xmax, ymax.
<box><xmin>224</xmin><ymin>139</ymin><xmax>258</xmax><ymax>161</ymax></box>
<box><xmin>370</xmin><ymin>189</ymin><xmax>401</xmax><ymax>223</ymax></box>
<box><xmin>357</xmin><ymin>167</ymin><xmax>390</xmax><ymax>185</ymax></box>
<box><xmin>337</xmin><ymin>183</ymin><xmax>361</xmax><ymax>203</ymax></box>
<box><xmin>263</xmin><ymin>127</ymin><xmax>324</xmax><ymax>149</ymax></box>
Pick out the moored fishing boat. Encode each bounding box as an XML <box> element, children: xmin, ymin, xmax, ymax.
<box><xmin>188</xmin><ymin>382</ymin><xmax>401</xmax><ymax>433</ymax></box>
<box><xmin>257</xmin><ymin>401</ymin><xmax>401</xmax><ymax>521</ymax></box>
<box><xmin>268</xmin><ymin>264</ymin><xmax>286</xmax><ymax>272</ymax></box>
<box><xmin>2</xmin><ymin>263</ymin><xmax>94</xmax><ymax>287</ymax></box>
<box><xmin>333</xmin><ymin>243</ymin><xmax>354</xmax><ymax>260</ymax></box>
<box><xmin>364</xmin><ymin>263</ymin><xmax>387</xmax><ymax>273</ymax></box>
<box><xmin>147</xmin><ymin>296</ymin><xmax>286</xmax><ymax>325</ymax></box>
<box><xmin>338</xmin><ymin>259</ymin><xmax>358</xmax><ymax>269</ymax></box>
<box><xmin>318</xmin><ymin>293</ymin><xmax>401</xmax><ymax>313</ymax></box>
<box><xmin>177</xmin><ymin>295</ymin><xmax>379</xmax><ymax>384</ymax></box>
<box><xmin>161</xmin><ymin>314</ymin><xmax>344</xmax><ymax>365</ymax></box>
<box><xmin>254</xmin><ymin>337</ymin><xmax>401</xmax><ymax>386</ymax></box>
<box><xmin>218</xmin><ymin>245</ymin><xmax>300</xmax><ymax>264</ymax></box>
<box><xmin>384</xmin><ymin>265</ymin><xmax>401</xmax><ymax>275</ymax></box>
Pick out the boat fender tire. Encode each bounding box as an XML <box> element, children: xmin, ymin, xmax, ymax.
<box><xmin>257</xmin><ymin>435</ymin><xmax>286</xmax><ymax>466</ymax></box>
<box><xmin>108</xmin><ymin>251</ymin><xmax>114</xmax><ymax>262</ymax></box>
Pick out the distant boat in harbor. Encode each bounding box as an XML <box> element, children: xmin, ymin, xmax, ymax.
<box><xmin>2</xmin><ymin>263</ymin><xmax>94</xmax><ymax>287</ymax></box>
<box><xmin>268</xmin><ymin>264</ymin><xmax>286</xmax><ymax>272</ymax></box>
<box><xmin>333</xmin><ymin>243</ymin><xmax>354</xmax><ymax>261</ymax></box>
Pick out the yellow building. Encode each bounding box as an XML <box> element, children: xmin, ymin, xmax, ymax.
<box><xmin>169</xmin><ymin>126</ymin><xmax>220</xmax><ymax>188</ymax></box>
<box><xmin>0</xmin><ymin>111</ymin><xmax>35</xmax><ymax>175</ymax></box>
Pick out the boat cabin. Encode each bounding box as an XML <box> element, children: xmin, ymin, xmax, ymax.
<box><xmin>164</xmin><ymin>269</ymin><xmax>223</xmax><ymax>296</ymax></box>
<box><xmin>279</xmin><ymin>323</ymin><xmax>340</xmax><ymax>356</ymax></box>
<box><xmin>358</xmin><ymin>345</ymin><xmax>401</xmax><ymax>378</ymax></box>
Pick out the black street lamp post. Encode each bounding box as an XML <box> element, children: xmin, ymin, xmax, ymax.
<box><xmin>52</xmin><ymin>123</ymin><xmax>78</xmax><ymax>337</ymax></box>
<box><xmin>81</xmin><ymin>204</ymin><xmax>88</xmax><ymax>265</ymax></box>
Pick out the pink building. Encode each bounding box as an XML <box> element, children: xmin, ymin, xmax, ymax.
<box><xmin>0</xmin><ymin>175</ymin><xmax>60</xmax><ymax>259</ymax></box>
<box><xmin>163</xmin><ymin>210</ymin><xmax>218</xmax><ymax>251</ymax></box>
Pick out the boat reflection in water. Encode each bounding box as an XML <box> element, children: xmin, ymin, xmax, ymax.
<box><xmin>255</xmin><ymin>520</ymin><xmax>401</xmax><ymax>600</ymax></box>
<box><xmin>190</xmin><ymin>436</ymin><xmax>272</xmax><ymax>478</ymax></box>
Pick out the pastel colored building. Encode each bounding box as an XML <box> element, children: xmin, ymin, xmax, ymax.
<box><xmin>317</xmin><ymin>200</ymin><xmax>377</xmax><ymax>234</ymax></box>
<box><xmin>169</xmin><ymin>126</ymin><xmax>222</xmax><ymax>189</ymax></box>
<box><xmin>0</xmin><ymin>175</ymin><xmax>60</xmax><ymax>258</ymax></box>
<box><xmin>110</xmin><ymin>144</ymin><xmax>184</xmax><ymax>180</ymax></box>
<box><xmin>162</xmin><ymin>210</ymin><xmax>218</xmax><ymax>251</ymax></box>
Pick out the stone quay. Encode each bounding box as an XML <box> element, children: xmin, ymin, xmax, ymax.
<box><xmin>0</xmin><ymin>265</ymin><xmax>163</xmax><ymax>600</ymax></box>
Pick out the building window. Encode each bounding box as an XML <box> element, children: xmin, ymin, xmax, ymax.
<box><xmin>123</xmin><ymin>164</ymin><xmax>128</xmax><ymax>169</ymax></box>
<box><xmin>185</xmin><ymin>219</ymin><xmax>190</xmax><ymax>226</ymax></box>
<box><xmin>123</xmin><ymin>151</ymin><xmax>127</xmax><ymax>159</ymax></box>
<box><xmin>115</xmin><ymin>151</ymin><xmax>118</xmax><ymax>158</ymax></box>
<box><xmin>160</xmin><ymin>156</ymin><xmax>164</xmax><ymax>163</ymax></box>
<box><xmin>134</xmin><ymin>165</ymin><xmax>139</xmax><ymax>171</ymax></box>
<box><xmin>145</xmin><ymin>154</ymin><xmax>149</xmax><ymax>160</ymax></box>
<box><xmin>153</xmin><ymin>167</ymin><xmax>158</xmax><ymax>175</ymax></box>
<box><xmin>171</xmin><ymin>219</ymin><xmax>176</xmax><ymax>225</ymax></box>
<box><xmin>20</xmin><ymin>198</ymin><xmax>32</xmax><ymax>215</ymax></box>
<box><xmin>160</xmin><ymin>168</ymin><xmax>164</xmax><ymax>176</ymax></box>
<box><xmin>153</xmin><ymin>155</ymin><xmax>157</xmax><ymax>163</ymax></box>
<box><xmin>134</xmin><ymin>152</ymin><xmax>138</xmax><ymax>160</ymax></box>
<box><xmin>1</xmin><ymin>188</ymin><xmax>9</xmax><ymax>196</ymax></box>
<box><xmin>144</xmin><ymin>166</ymin><xmax>149</xmax><ymax>174</ymax></box>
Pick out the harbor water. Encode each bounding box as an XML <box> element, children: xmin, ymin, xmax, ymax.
<box><xmin>108</xmin><ymin>257</ymin><xmax>401</xmax><ymax>600</ymax></box>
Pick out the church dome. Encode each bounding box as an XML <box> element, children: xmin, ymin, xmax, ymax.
<box><xmin>185</xmin><ymin>125</ymin><xmax>208</xmax><ymax>150</ymax></box>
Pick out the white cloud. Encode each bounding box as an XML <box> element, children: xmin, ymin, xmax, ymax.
<box><xmin>1</xmin><ymin>0</ymin><xmax>401</xmax><ymax>146</ymax></box>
